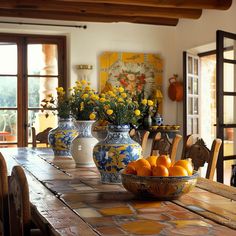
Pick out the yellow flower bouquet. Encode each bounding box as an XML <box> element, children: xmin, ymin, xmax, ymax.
<box><xmin>70</xmin><ymin>80</ymin><xmax>98</xmax><ymax>121</ymax></box>
<box><xmin>41</xmin><ymin>87</ymin><xmax>71</xmax><ymax>119</ymax></box>
<box><xmin>95</xmin><ymin>86</ymin><xmax>154</xmax><ymax>126</ymax></box>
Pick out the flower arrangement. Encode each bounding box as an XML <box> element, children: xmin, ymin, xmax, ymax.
<box><xmin>95</xmin><ymin>86</ymin><xmax>154</xmax><ymax>126</ymax></box>
<box><xmin>41</xmin><ymin>87</ymin><xmax>71</xmax><ymax>119</ymax></box>
<box><xmin>70</xmin><ymin>80</ymin><xmax>98</xmax><ymax>120</ymax></box>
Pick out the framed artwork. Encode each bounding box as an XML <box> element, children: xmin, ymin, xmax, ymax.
<box><xmin>99</xmin><ymin>51</ymin><xmax>163</xmax><ymax>112</ymax></box>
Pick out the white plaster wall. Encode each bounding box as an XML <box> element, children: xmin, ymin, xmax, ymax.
<box><xmin>0</xmin><ymin>18</ymin><xmax>177</xmax><ymax>124</ymax></box>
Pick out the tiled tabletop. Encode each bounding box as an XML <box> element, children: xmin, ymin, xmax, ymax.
<box><xmin>1</xmin><ymin>147</ymin><xmax>236</xmax><ymax>236</ymax></box>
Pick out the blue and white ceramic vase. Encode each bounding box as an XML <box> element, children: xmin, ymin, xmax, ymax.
<box><xmin>152</xmin><ymin>112</ymin><xmax>164</xmax><ymax>126</ymax></box>
<box><xmin>93</xmin><ymin>124</ymin><xmax>142</xmax><ymax>183</ymax></box>
<box><xmin>48</xmin><ymin>117</ymin><xmax>78</xmax><ymax>156</ymax></box>
<box><xmin>70</xmin><ymin>120</ymin><xmax>98</xmax><ymax>167</ymax></box>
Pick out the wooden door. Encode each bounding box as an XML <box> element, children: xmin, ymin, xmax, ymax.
<box><xmin>216</xmin><ymin>30</ymin><xmax>236</xmax><ymax>183</ymax></box>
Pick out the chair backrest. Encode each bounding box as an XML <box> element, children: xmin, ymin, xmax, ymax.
<box><xmin>32</xmin><ymin>127</ymin><xmax>52</xmax><ymax>147</ymax></box>
<box><xmin>0</xmin><ymin>152</ymin><xmax>11</xmax><ymax>236</ymax></box>
<box><xmin>130</xmin><ymin>129</ymin><xmax>150</xmax><ymax>153</ymax></box>
<box><xmin>169</xmin><ymin>134</ymin><xmax>182</xmax><ymax>163</ymax></box>
<box><xmin>150</xmin><ymin>133</ymin><xmax>182</xmax><ymax>163</ymax></box>
<box><xmin>151</xmin><ymin>132</ymin><xmax>171</xmax><ymax>156</ymax></box>
<box><xmin>182</xmin><ymin>137</ymin><xmax>222</xmax><ymax>180</ymax></box>
<box><xmin>8</xmin><ymin>165</ymin><xmax>31</xmax><ymax>236</ymax></box>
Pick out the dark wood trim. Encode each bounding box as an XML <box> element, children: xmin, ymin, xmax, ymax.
<box><xmin>224</xmin><ymin>155</ymin><xmax>236</xmax><ymax>161</ymax></box>
<box><xmin>183</xmin><ymin>51</ymin><xmax>187</xmax><ymax>139</ymax></box>
<box><xmin>198</xmin><ymin>49</ymin><xmax>216</xmax><ymax>57</ymax></box>
<box><xmin>216</xmin><ymin>30</ymin><xmax>224</xmax><ymax>183</ymax></box>
<box><xmin>223</xmin><ymin>58</ymin><xmax>236</xmax><ymax>64</ymax></box>
<box><xmin>223</xmin><ymin>92</ymin><xmax>236</xmax><ymax>96</ymax></box>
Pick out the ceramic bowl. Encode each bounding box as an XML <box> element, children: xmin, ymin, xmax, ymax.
<box><xmin>121</xmin><ymin>171</ymin><xmax>199</xmax><ymax>200</ymax></box>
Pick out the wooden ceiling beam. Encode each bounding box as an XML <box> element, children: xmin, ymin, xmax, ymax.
<box><xmin>0</xmin><ymin>2</ymin><xmax>202</xmax><ymax>19</ymax></box>
<box><xmin>51</xmin><ymin>0</ymin><xmax>233</xmax><ymax>10</ymax></box>
<box><xmin>0</xmin><ymin>9</ymin><xmax>179</xmax><ymax>26</ymax></box>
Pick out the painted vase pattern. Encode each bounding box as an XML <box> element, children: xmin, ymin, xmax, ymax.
<box><xmin>93</xmin><ymin>124</ymin><xmax>142</xmax><ymax>183</ymax></box>
<box><xmin>70</xmin><ymin>120</ymin><xmax>98</xmax><ymax>167</ymax></box>
<box><xmin>48</xmin><ymin>117</ymin><xmax>78</xmax><ymax>156</ymax></box>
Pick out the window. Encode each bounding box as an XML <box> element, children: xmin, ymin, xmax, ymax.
<box><xmin>0</xmin><ymin>34</ymin><xmax>67</xmax><ymax>147</ymax></box>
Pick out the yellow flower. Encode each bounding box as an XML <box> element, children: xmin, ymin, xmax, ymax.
<box><xmin>100</xmin><ymin>97</ymin><xmax>106</xmax><ymax>103</ymax></box>
<box><xmin>118</xmin><ymin>98</ymin><xmax>124</xmax><ymax>103</ymax></box>
<box><xmin>85</xmin><ymin>86</ymin><xmax>91</xmax><ymax>91</ymax></box>
<box><xmin>148</xmin><ymin>100</ymin><xmax>154</xmax><ymax>106</ymax></box>
<box><xmin>106</xmin><ymin>109</ymin><xmax>113</xmax><ymax>115</ymax></box>
<box><xmin>80</xmin><ymin>102</ymin><xmax>84</xmax><ymax>111</ymax></box>
<box><xmin>81</xmin><ymin>79</ymin><xmax>87</xmax><ymax>85</ymax></box>
<box><xmin>100</xmin><ymin>93</ymin><xmax>106</xmax><ymax>98</ymax></box>
<box><xmin>134</xmin><ymin>109</ymin><xmax>141</xmax><ymax>116</ymax></box>
<box><xmin>121</xmin><ymin>93</ymin><xmax>127</xmax><ymax>98</ymax></box>
<box><xmin>89</xmin><ymin>113</ymin><xmax>96</xmax><ymax>120</ymax></box>
<box><xmin>81</xmin><ymin>94</ymin><xmax>89</xmax><ymax>99</ymax></box>
<box><xmin>141</xmin><ymin>99</ymin><xmax>147</xmax><ymax>105</ymax></box>
<box><xmin>118</xmin><ymin>87</ymin><xmax>124</xmax><ymax>93</ymax></box>
<box><xmin>94</xmin><ymin>95</ymin><xmax>99</xmax><ymax>101</ymax></box>
<box><xmin>56</xmin><ymin>87</ymin><xmax>64</xmax><ymax>93</ymax></box>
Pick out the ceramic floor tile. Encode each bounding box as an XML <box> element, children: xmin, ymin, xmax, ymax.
<box><xmin>75</xmin><ymin>208</ymin><xmax>102</xmax><ymax>218</ymax></box>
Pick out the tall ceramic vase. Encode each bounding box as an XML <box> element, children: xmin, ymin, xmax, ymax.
<box><xmin>70</xmin><ymin>120</ymin><xmax>98</xmax><ymax>167</ymax></box>
<box><xmin>48</xmin><ymin>117</ymin><xmax>78</xmax><ymax>156</ymax></box>
<box><xmin>93</xmin><ymin>124</ymin><xmax>142</xmax><ymax>183</ymax></box>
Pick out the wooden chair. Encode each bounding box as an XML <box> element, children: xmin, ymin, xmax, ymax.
<box><xmin>169</xmin><ymin>134</ymin><xmax>182</xmax><ymax>163</ymax></box>
<box><xmin>32</xmin><ymin>127</ymin><xmax>52</xmax><ymax>147</ymax></box>
<box><xmin>8</xmin><ymin>165</ymin><xmax>42</xmax><ymax>236</ymax></box>
<box><xmin>129</xmin><ymin>129</ymin><xmax>150</xmax><ymax>153</ymax></box>
<box><xmin>0</xmin><ymin>152</ymin><xmax>11</xmax><ymax>236</ymax></box>
<box><xmin>182</xmin><ymin>136</ymin><xmax>222</xmax><ymax>180</ymax></box>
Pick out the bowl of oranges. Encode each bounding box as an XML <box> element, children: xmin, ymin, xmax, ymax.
<box><xmin>121</xmin><ymin>155</ymin><xmax>198</xmax><ymax>200</ymax></box>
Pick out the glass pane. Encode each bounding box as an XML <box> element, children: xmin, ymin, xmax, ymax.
<box><xmin>192</xmin><ymin>118</ymin><xmax>199</xmax><ymax>134</ymax></box>
<box><xmin>188</xmin><ymin>97</ymin><xmax>193</xmax><ymax>114</ymax></box>
<box><xmin>223</xmin><ymin>38</ymin><xmax>235</xmax><ymax>60</ymax></box>
<box><xmin>0</xmin><ymin>110</ymin><xmax>17</xmax><ymax>144</ymax></box>
<box><xmin>188</xmin><ymin>76</ymin><xmax>193</xmax><ymax>94</ymax></box>
<box><xmin>188</xmin><ymin>56</ymin><xmax>193</xmax><ymax>74</ymax></box>
<box><xmin>0</xmin><ymin>76</ymin><xmax>17</xmax><ymax>107</ymax></box>
<box><xmin>193</xmin><ymin>98</ymin><xmax>198</xmax><ymax>114</ymax></box>
<box><xmin>187</xmin><ymin>118</ymin><xmax>192</xmax><ymax>135</ymax></box>
<box><xmin>0</xmin><ymin>43</ymin><xmax>17</xmax><ymax>74</ymax></box>
<box><xmin>28</xmin><ymin>77</ymin><xmax>58</xmax><ymax>108</ymax></box>
<box><xmin>224</xmin><ymin>96</ymin><xmax>236</xmax><ymax>124</ymax></box>
<box><xmin>194</xmin><ymin>58</ymin><xmax>198</xmax><ymax>75</ymax></box>
<box><xmin>28</xmin><ymin>110</ymin><xmax>57</xmax><ymax>143</ymax></box>
<box><xmin>193</xmin><ymin>78</ymin><xmax>198</xmax><ymax>94</ymax></box>
<box><xmin>28</xmin><ymin>44</ymin><xmax>58</xmax><ymax>76</ymax></box>
<box><xmin>224</xmin><ymin>159</ymin><xmax>236</xmax><ymax>186</ymax></box>
<box><xmin>223</xmin><ymin>63</ymin><xmax>235</xmax><ymax>92</ymax></box>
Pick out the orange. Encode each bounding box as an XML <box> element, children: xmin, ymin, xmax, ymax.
<box><xmin>124</xmin><ymin>166</ymin><xmax>137</xmax><ymax>175</ymax></box>
<box><xmin>127</xmin><ymin>161</ymin><xmax>136</xmax><ymax>169</ymax></box>
<box><xmin>156</xmin><ymin>155</ymin><xmax>172</xmax><ymax>168</ymax></box>
<box><xmin>146</xmin><ymin>156</ymin><xmax>158</xmax><ymax>167</ymax></box>
<box><xmin>152</xmin><ymin>165</ymin><xmax>169</xmax><ymax>177</ymax></box>
<box><xmin>135</xmin><ymin>158</ymin><xmax>151</xmax><ymax>171</ymax></box>
<box><xmin>169</xmin><ymin>166</ymin><xmax>188</xmax><ymax>177</ymax></box>
<box><xmin>174</xmin><ymin>159</ymin><xmax>193</xmax><ymax>176</ymax></box>
<box><xmin>137</xmin><ymin>166</ymin><xmax>152</xmax><ymax>176</ymax></box>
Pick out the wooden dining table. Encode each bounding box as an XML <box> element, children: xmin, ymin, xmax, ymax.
<box><xmin>1</xmin><ymin>147</ymin><xmax>236</xmax><ymax>236</ymax></box>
